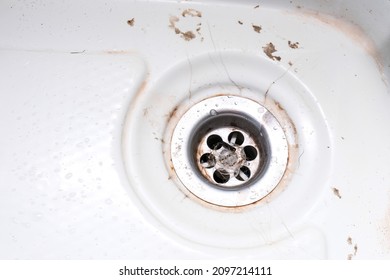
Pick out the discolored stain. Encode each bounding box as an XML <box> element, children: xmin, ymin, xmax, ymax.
<box><xmin>182</xmin><ymin>31</ymin><xmax>196</xmax><ymax>41</ymax></box>
<box><xmin>127</xmin><ymin>18</ymin><xmax>135</xmax><ymax>26</ymax></box>
<box><xmin>169</xmin><ymin>11</ymin><xmax>201</xmax><ymax>41</ymax></box>
<box><xmin>169</xmin><ymin>16</ymin><xmax>180</xmax><ymax>29</ymax></box>
<box><xmin>182</xmin><ymin>8</ymin><xmax>202</xmax><ymax>18</ymax></box>
<box><xmin>167</xmin><ymin>105</ymin><xmax>179</xmax><ymax>122</ymax></box>
<box><xmin>262</xmin><ymin>42</ymin><xmax>281</xmax><ymax>61</ymax></box>
<box><xmin>288</xmin><ymin>40</ymin><xmax>299</xmax><ymax>49</ymax></box>
<box><xmin>332</xmin><ymin>187</ymin><xmax>342</xmax><ymax>199</ymax></box>
<box><xmin>252</xmin><ymin>24</ymin><xmax>262</xmax><ymax>33</ymax></box>
<box><xmin>346</xmin><ymin>236</ymin><xmax>358</xmax><ymax>259</ymax></box>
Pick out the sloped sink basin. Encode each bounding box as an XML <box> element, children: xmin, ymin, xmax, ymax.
<box><xmin>0</xmin><ymin>0</ymin><xmax>389</xmax><ymax>259</ymax></box>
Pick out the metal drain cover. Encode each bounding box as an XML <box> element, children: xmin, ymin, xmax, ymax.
<box><xmin>171</xmin><ymin>95</ymin><xmax>288</xmax><ymax>207</ymax></box>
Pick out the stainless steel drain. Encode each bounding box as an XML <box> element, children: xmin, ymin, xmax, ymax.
<box><xmin>171</xmin><ymin>95</ymin><xmax>288</xmax><ymax>207</ymax></box>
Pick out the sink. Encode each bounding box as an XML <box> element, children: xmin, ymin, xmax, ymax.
<box><xmin>1</xmin><ymin>0</ymin><xmax>389</xmax><ymax>259</ymax></box>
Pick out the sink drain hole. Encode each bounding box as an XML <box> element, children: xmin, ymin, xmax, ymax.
<box><xmin>207</xmin><ymin>134</ymin><xmax>223</xmax><ymax>150</ymax></box>
<box><xmin>213</xmin><ymin>169</ymin><xmax>230</xmax><ymax>184</ymax></box>
<box><xmin>170</xmin><ymin>95</ymin><xmax>289</xmax><ymax>207</ymax></box>
<box><xmin>191</xmin><ymin>112</ymin><xmax>270</xmax><ymax>189</ymax></box>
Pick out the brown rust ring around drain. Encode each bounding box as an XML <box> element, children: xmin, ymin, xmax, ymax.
<box><xmin>166</xmin><ymin>95</ymin><xmax>295</xmax><ymax>208</ymax></box>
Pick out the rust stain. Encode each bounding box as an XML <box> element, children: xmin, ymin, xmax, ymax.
<box><xmin>293</xmin><ymin>9</ymin><xmax>387</xmax><ymax>87</ymax></box>
<box><xmin>288</xmin><ymin>40</ymin><xmax>299</xmax><ymax>49</ymax></box>
<box><xmin>169</xmin><ymin>15</ymin><xmax>180</xmax><ymax>28</ymax></box>
<box><xmin>169</xmin><ymin>9</ymin><xmax>202</xmax><ymax>42</ymax></box>
<box><xmin>129</xmin><ymin>80</ymin><xmax>148</xmax><ymax>113</ymax></box>
<box><xmin>252</xmin><ymin>24</ymin><xmax>262</xmax><ymax>33</ymax></box>
<box><xmin>263</xmin><ymin>42</ymin><xmax>281</xmax><ymax>61</ymax></box>
<box><xmin>167</xmin><ymin>105</ymin><xmax>179</xmax><ymax>122</ymax></box>
<box><xmin>127</xmin><ymin>18</ymin><xmax>135</xmax><ymax>26</ymax></box>
<box><xmin>332</xmin><ymin>187</ymin><xmax>342</xmax><ymax>199</ymax></box>
<box><xmin>346</xmin><ymin>236</ymin><xmax>358</xmax><ymax>259</ymax></box>
<box><xmin>182</xmin><ymin>31</ymin><xmax>196</xmax><ymax>41</ymax></box>
<box><xmin>274</xmin><ymin>101</ymin><xmax>283</xmax><ymax>111</ymax></box>
<box><xmin>182</xmin><ymin>8</ymin><xmax>202</xmax><ymax>18</ymax></box>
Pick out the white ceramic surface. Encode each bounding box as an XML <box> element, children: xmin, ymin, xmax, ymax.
<box><xmin>1</xmin><ymin>0</ymin><xmax>390</xmax><ymax>259</ymax></box>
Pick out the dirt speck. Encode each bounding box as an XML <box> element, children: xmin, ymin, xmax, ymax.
<box><xmin>169</xmin><ymin>11</ymin><xmax>201</xmax><ymax>41</ymax></box>
<box><xmin>182</xmin><ymin>31</ymin><xmax>196</xmax><ymax>41</ymax></box>
<box><xmin>238</xmin><ymin>20</ymin><xmax>243</xmax><ymax>25</ymax></box>
<box><xmin>346</xmin><ymin>236</ymin><xmax>358</xmax><ymax>259</ymax></box>
<box><xmin>127</xmin><ymin>18</ymin><xmax>135</xmax><ymax>26</ymax></box>
<box><xmin>252</xmin><ymin>24</ymin><xmax>262</xmax><ymax>33</ymax></box>
<box><xmin>332</xmin><ymin>187</ymin><xmax>342</xmax><ymax>199</ymax></box>
<box><xmin>262</xmin><ymin>42</ymin><xmax>281</xmax><ymax>61</ymax></box>
<box><xmin>288</xmin><ymin>61</ymin><xmax>293</xmax><ymax>66</ymax></box>
<box><xmin>169</xmin><ymin>16</ymin><xmax>179</xmax><ymax>26</ymax></box>
<box><xmin>182</xmin><ymin>8</ymin><xmax>202</xmax><ymax>18</ymax></box>
<box><xmin>288</xmin><ymin>40</ymin><xmax>299</xmax><ymax>49</ymax></box>
<box><xmin>254</xmin><ymin>5</ymin><xmax>260</xmax><ymax>9</ymax></box>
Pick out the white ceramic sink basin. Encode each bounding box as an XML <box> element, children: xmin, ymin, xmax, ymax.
<box><xmin>1</xmin><ymin>0</ymin><xmax>390</xmax><ymax>259</ymax></box>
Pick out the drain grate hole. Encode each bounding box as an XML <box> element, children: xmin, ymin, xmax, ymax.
<box><xmin>228</xmin><ymin>131</ymin><xmax>244</xmax><ymax>146</ymax></box>
<box><xmin>200</xmin><ymin>153</ymin><xmax>216</xmax><ymax>168</ymax></box>
<box><xmin>243</xmin><ymin>146</ymin><xmax>258</xmax><ymax>161</ymax></box>
<box><xmin>207</xmin><ymin>134</ymin><xmax>223</xmax><ymax>150</ymax></box>
<box><xmin>213</xmin><ymin>169</ymin><xmax>230</xmax><ymax>184</ymax></box>
<box><xmin>236</xmin><ymin>166</ymin><xmax>251</xmax><ymax>181</ymax></box>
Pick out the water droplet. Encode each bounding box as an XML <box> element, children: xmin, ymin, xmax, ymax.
<box><xmin>65</xmin><ymin>173</ymin><xmax>73</xmax><ymax>179</ymax></box>
<box><xmin>210</xmin><ymin>109</ymin><xmax>218</xmax><ymax>116</ymax></box>
<box><xmin>105</xmin><ymin>199</ymin><xmax>112</xmax><ymax>205</ymax></box>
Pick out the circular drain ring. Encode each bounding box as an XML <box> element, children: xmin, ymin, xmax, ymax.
<box><xmin>171</xmin><ymin>96</ymin><xmax>288</xmax><ymax>207</ymax></box>
<box><xmin>122</xmin><ymin>51</ymin><xmax>332</xmax><ymax>250</ymax></box>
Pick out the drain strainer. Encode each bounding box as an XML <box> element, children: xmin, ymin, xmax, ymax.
<box><xmin>171</xmin><ymin>95</ymin><xmax>288</xmax><ymax>207</ymax></box>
